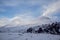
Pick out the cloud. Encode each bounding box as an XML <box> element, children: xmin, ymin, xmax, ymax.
<box><xmin>42</xmin><ymin>0</ymin><xmax>60</xmax><ymax>17</ymax></box>
<box><xmin>0</xmin><ymin>13</ymin><xmax>37</xmax><ymax>27</ymax></box>
<box><xmin>0</xmin><ymin>17</ymin><xmax>10</xmax><ymax>27</ymax></box>
<box><xmin>0</xmin><ymin>0</ymin><xmax>60</xmax><ymax>27</ymax></box>
<box><xmin>0</xmin><ymin>13</ymin><xmax>51</xmax><ymax>27</ymax></box>
<box><xmin>10</xmin><ymin>15</ymin><xmax>35</xmax><ymax>25</ymax></box>
<box><xmin>39</xmin><ymin>0</ymin><xmax>60</xmax><ymax>22</ymax></box>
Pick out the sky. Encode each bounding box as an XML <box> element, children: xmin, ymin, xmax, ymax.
<box><xmin>0</xmin><ymin>0</ymin><xmax>60</xmax><ymax>27</ymax></box>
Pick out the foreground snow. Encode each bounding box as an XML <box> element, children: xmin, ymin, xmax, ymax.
<box><xmin>0</xmin><ymin>33</ymin><xmax>60</xmax><ymax>40</ymax></box>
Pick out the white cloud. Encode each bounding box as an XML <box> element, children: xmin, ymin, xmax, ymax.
<box><xmin>42</xmin><ymin>1</ymin><xmax>60</xmax><ymax>17</ymax></box>
<box><xmin>0</xmin><ymin>13</ymin><xmax>37</xmax><ymax>27</ymax></box>
<box><xmin>39</xmin><ymin>0</ymin><xmax>60</xmax><ymax>23</ymax></box>
<box><xmin>0</xmin><ymin>13</ymin><xmax>51</xmax><ymax>27</ymax></box>
<box><xmin>0</xmin><ymin>0</ymin><xmax>60</xmax><ymax>27</ymax></box>
<box><xmin>0</xmin><ymin>17</ymin><xmax>10</xmax><ymax>27</ymax></box>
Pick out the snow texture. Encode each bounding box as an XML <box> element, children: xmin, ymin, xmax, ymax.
<box><xmin>0</xmin><ymin>33</ymin><xmax>60</xmax><ymax>40</ymax></box>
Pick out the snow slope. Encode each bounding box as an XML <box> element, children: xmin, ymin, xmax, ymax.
<box><xmin>0</xmin><ymin>33</ymin><xmax>60</xmax><ymax>40</ymax></box>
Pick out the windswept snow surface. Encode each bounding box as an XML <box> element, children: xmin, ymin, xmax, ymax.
<box><xmin>0</xmin><ymin>33</ymin><xmax>60</xmax><ymax>40</ymax></box>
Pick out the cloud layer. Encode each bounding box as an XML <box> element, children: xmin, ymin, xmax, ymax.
<box><xmin>42</xmin><ymin>1</ymin><xmax>60</xmax><ymax>17</ymax></box>
<box><xmin>0</xmin><ymin>0</ymin><xmax>60</xmax><ymax>27</ymax></box>
<box><xmin>0</xmin><ymin>14</ymin><xmax>51</xmax><ymax>27</ymax></box>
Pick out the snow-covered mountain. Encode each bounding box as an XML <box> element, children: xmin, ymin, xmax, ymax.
<box><xmin>0</xmin><ymin>16</ymin><xmax>60</xmax><ymax>35</ymax></box>
<box><xmin>0</xmin><ymin>23</ymin><xmax>60</xmax><ymax>40</ymax></box>
<box><xmin>0</xmin><ymin>23</ymin><xmax>40</xmax><ymax>33</ymax></box>
<box><xmin>0</xmin><ymin>22</ymin><xmax>60</xmax><ymax>35</ymax></box>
